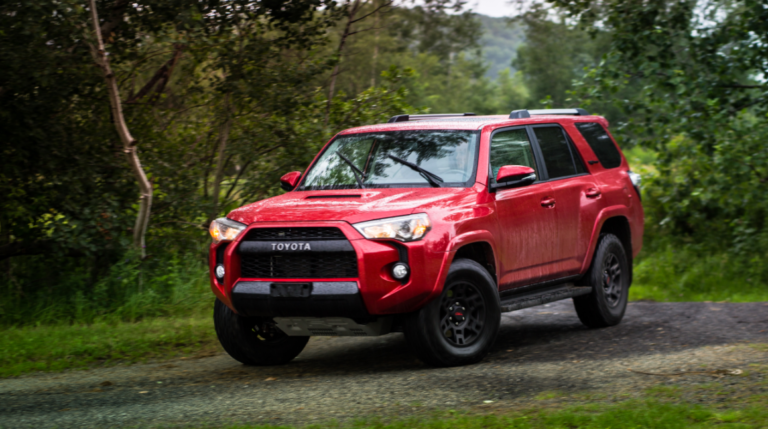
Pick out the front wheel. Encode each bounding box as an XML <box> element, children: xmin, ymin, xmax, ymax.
<box><xmin>403</xmin><ymin>259</ymin><xmax>501</xmax><ymax>367</ymax></box>
<box><xmin>573</xmin><ymin>233</ymin><xmax>630</xmax><ymax>328</ymax></box>
<box><xmin>213</xmin><ymin>299</ymin><xmax>309</xmax><ymax>365</ymax></box>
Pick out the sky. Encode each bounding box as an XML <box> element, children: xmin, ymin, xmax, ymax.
<box><xmin>468</xmin><ymin>0</ymin><xmax>517</xmax><ymax>17</ymax></box>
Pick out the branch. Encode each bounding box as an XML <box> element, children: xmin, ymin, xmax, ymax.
<box><xmin>349</xmin><ymin>0</ymin><xmax>394</xmax><ymax>24</ymax></box>
<box><xmin>125</xmin><ymin>45</ymin><xmax>184</xmax><ymax>105</ymax></box>
<box><xmin>223</xmin><ymin>159</ymin><xmax>253</xmax><ymax>202</ymax></box>
<box><xmin>88</xmin><ymin>0</ymin><xmax>153</xmax><ymax>258</ymax></box>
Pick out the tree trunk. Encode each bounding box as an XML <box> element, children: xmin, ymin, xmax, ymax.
<box><xmin>371</xmin><ymin>0</ymin><xmax>379</xmax><ymax>88</ymax></box>
<box><xmin>324</xmin><ymin>0</ymin><xmax>362</xmax><ymax>126</ymax></box>
<box><xmin>88</xmin><ymin>0</ymin><xmax>153</xmax><ymax>258</ymax></box>
<box><xmin>209</xmin><ymin>94</ymin><xmax>233</xmax><ymax>222</ymax></box>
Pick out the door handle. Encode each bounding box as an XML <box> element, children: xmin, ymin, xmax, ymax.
<box><xmin>586</xmin><ymin>187</ymin><xmax>602</xmax><ymax>198</ymax></box>
<box><xmin>540</xmin><ymin>197</ymin><xmax>556</xmax><ymax>208</ymax></box>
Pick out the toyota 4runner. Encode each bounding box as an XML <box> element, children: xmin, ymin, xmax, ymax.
<box><xmin>209</xmin><ymin>108</ymin><xmax>644</xmax><ymax>367</ymax></box>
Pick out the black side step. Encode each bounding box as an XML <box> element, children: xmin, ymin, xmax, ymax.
<box><xmin>499</xmin><ymin>283</ymin><xmax>592</xmax><ymax>313</ymax></box>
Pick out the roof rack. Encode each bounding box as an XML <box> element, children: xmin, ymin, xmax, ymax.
<box><xmin>387</xmin><ymin>113</ymin><xmax>476</xmax><ymax>123</ymax></box>
<box><xmin>509</xmin><ymin>108</ymin><xmax>589</xmax><ymax>119</ymax></box>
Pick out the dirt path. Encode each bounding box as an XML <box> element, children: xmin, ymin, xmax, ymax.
<box><xmin>1</xmin><ymin>301</ymin><xmax>767</xmax><ymax>428</ymax></box>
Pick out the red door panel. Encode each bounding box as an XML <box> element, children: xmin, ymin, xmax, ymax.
<box><xmin>549</xmin><ymin>175</ymin><xmax>602</xmax><ymax>277</ymax></box>
<box><xmin>494</xmin><ymin>182</ymin><xmax>558</xmax><ymax>289</ymax></box>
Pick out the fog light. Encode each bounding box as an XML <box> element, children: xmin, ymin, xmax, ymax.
<box><xmin>391</xmin><ymin>263</ymin><xmax>409</xmax><ymax>280</ymax></box>
<box><xmin>215</xmin><ymin>264</ymin><xmax>226</xmax><ymax>279</ymax></box>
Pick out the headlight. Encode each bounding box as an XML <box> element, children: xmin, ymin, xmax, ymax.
<box><xmin>353</xmin><ymin>213</ymin><xmax>431</xmax><ymax>242</ymax></box>
<box><xmin>628</xmin><ymin>170</ymin><xmax>641</xmax><ymax>188</ymax></box>
<box><xmin>209</xmin><ymin>218</ymin><xmax>247</xmax><ymax>243</ymax></box>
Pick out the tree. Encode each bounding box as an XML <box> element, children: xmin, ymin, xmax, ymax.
<box><xmin>88</xmin><ymin>0</ymin><xmax>153</xmax><ymax>258</ymax></box>
<box><xmin>543</xmin><ymin>0</ymin><xmax>768</xmax><ymax>249</ymax></box>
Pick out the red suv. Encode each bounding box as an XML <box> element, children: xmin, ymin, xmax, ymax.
<box><xmin>209</xmin><ymin>108</ymin><xmax>643</xmax><ymax>367</ymax></box>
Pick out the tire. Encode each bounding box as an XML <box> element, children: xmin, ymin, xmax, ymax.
<box><xmin>213</xmin><ymin>299</ymin><xmax>309</xmax><ymax>365</ymax></box>
<box><xmin>573</xmin><ymin>233</ymin><xmax>630</xmax><ymax>328</ymax></box>
<box><xmin>403</xmin><ymin>259</ymin><xmax>501</xmax><ymax>367</ymax></box>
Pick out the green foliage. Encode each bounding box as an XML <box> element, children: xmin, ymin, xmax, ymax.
<box><xmin>631</xmin><ymin>243</ymin><xmax>768</xmax><ymax>302</ymax></box>
<box><xmin>0</xmin><ymin>249</ymin><xmax>210</xmax><ymax>326</ymax></box>
<box><xmin>549</xmin><ymin>0</ymin><xmax>768</xmax><ymax>253</ymax></box>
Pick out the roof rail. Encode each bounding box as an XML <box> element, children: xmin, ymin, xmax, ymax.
<box><xmin>509</xmin><ymin>108</ymin><xmax>589</xmax><ymax>119</ymax></box>
<box><xmin>387</xmin><ymin>113</ymin><xmax>476</xmax><ymax>123</ymax></box>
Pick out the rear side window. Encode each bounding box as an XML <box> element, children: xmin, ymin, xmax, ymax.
<box><xmin>533</xmin><ymin>126</ymin><xmax>581</xmax><ymax>179</ymax></box>
<box><xmin>575</xmin><ymin>122</ymin><xmax>622</xmax><ymax>168</ymax></box>
<box><xmin>489</xmin><ymin>129</ymin><xmax>538</xmax><ymax>184</ymax></box>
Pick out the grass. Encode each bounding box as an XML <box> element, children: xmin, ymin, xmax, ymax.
<box><xmin>630</xmin><ymin>245</ymin><xmax>768</xmax><ymax>302</ymax></box>
<box><xmin>0</xmin><ymin>313</ymin><xmax>218</xmax><ymax>377</ymax></box>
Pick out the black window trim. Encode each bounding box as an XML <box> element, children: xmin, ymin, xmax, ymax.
<box><xmin>527</xmin><ymin>123</ymin><xmax>590</xmax><ymax>184</ymax></box>
<box><xmin>487</xmin><ymin>125</ymin><xmax>546</xmax><ymax>192</ymax></box>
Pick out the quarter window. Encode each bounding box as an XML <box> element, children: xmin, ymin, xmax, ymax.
<box><xmin>575</xmin><ymin>122</ymin><xmax>622</xmax><ymax>169</ymax></box>
<box><xmin>533</xmin><ymin>126</ymin><xmax>580</xmax><ymax>179</ymax></box>
<box><xmin>489</xmin><ymin>129</ymin><xmax>538</xmax><ymax>184</ymax></box>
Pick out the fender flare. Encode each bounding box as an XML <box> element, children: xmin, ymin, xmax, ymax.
<box><xmin>430</xmin><ymin>230</ymin><xmax>500</xmax><ymax>298</ymax></box>
<box><xmin>580</xmin><ymin>205</ymin><xmax>631</xmax><ymax>273</ymax></box>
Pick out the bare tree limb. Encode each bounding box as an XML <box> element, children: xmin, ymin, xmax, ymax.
<box><xmin>88</xmin><ymin>0</ymin><xmax>153</xmax><ymax>258</ymax></box>
<box><xmin>126</xmin><ymin>45</ymin><xmax>184</xmax><ymax>105</ymax></box>
<box><xmin>350</xmin><ymin>0</ymin><xmax>393</xmax><ymax>24</ymax></box>
<box><xmin>209</xmin><ymin>94</ymin><xmax>233</xmax><ymax>221</ymax></box>
<box><xmin>324</xmin><ymin>0</ymin><xmax>363</xmax><ymax>126</ymax></box>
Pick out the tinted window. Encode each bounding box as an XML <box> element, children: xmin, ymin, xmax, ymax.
<box><xmin>489</xmin><ymin>129</ymin><xmax>537</xmax><ymax>184</ymax></box>
<box><xmin>300</xmin><ymin>131</ymin><xmax>478</xmax><ymax>190</ymax></box>
<box><xmin>533</xmin><ymin>126</ymin><xmax>578</xmax><ymax>179</ymax></box>
<box><xmin>575</xmin><ymin>122</ymin><xmax>621</xmax><ymax>168</ymax></box>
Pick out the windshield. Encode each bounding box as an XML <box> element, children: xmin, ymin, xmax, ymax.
<box><xmin>299</xmin><ymin>131</ymin><xmax>479</xmax><ymax>190</ymax></box>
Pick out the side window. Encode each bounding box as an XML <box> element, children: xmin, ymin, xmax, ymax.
<box><xmin>575</xmin><ymin>122</ymin><xmax>622</xmax><ymax>168</ymax></box>
<box><xmin>489</xmin><ymin>129</ymin><xmax>538</xmax><ymax>184</ymax></box>
<box><xmin>533</xmin><ymin>126</ymin><xmax>579</xmax><ymax>179</ymax></box>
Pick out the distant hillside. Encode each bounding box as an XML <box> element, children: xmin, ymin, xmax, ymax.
<box><xmin>477</xmin><ymin>14</ymin><xmax>525</xmax><ymax>78</ymax></box>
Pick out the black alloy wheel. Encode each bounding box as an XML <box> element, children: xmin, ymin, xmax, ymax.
<box><xmin>601</xmin><ymin>253</ymin><xmax>622</xmax><ymax>307</ymax></box>
<box><xmin>573</xmin><ymin>233</ymin><xmax>630</xmax><ymax>328</ymax></box>
<box><xmin>440</xmin><ymin>281</ymin><xmax>486</xmax><ymax>347</ymax></box>
<box><xmin>403</xmin><ymin>258</ymin><xmax>501</xmax><ymax>367</ymax></box>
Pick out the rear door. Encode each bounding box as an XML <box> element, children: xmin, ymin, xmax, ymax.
<box><xmin>530</xmin><ymin>124</ymin><xmax>601</xmax><ymax>277</ymax></box>
<box><xmin>490</xmin><ymin>127</ymin><xmax>558</xmax><ymax>289</ymax></box>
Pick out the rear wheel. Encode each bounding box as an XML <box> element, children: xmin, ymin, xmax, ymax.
<box><xmin>573</xmin><ymin>233</ymin><xmax>630</xmax><ymax>328</ymax></box>
<box><xmin>213</xmin><ymin>299</ymin><xmax>309</xmax><ymax>365</ymax></box>
<box><xmin>403</xmin><ymin>259</ymin><xmax>501</xmax><ymax>367</ymax></box>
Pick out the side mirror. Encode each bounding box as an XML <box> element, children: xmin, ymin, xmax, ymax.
<box><xmin>280</xmin><ymin>171</ymin><xmax>302</xmax><ymax>191</ymax></box>
<box><xmin>492</xmin><ymin>165</ymin><xmax>536</xmax><ymax>190</ymax></box>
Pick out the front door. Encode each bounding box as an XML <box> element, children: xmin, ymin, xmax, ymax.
<box><xmin>491</xmin><ymin>127</ymin><xmax>558</xmax><ymax>290</ymax></box>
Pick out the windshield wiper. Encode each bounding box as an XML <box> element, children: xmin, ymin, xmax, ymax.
<box><xmin>335</xmin><ymin>151</ymin><xmax>366</xmax><ymax>189</ymax></box>
<box><xmin>386</xmin><ymin>154</ymin><xmax>444</xmax><ymax>188</ymax></box>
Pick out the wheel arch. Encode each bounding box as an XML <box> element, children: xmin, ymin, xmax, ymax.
<box><xmin>452</xmin><ymin>241</ymin><xmax>497</xmax><ymax>286</ymax></box>
<box><xmin>597</xmin><ymin>215</ymin><xmax>633</xmax><ymax>285</ymax></box>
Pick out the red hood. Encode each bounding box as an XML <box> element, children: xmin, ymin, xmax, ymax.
<box><xmin>227</xmin><ymin>187</ymin><xmax>477</xmax><ymax>225</ymax></box>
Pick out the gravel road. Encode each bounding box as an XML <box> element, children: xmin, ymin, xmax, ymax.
<box><xmin>2</xmin><ymin>301</ymin><xmax>767</xmax><ymax>428</ymax></box>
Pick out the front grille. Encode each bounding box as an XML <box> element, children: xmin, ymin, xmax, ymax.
<box><xmin>239</xmin><ymin>227</ymin><xmax>358</xmax><ymax>279</ymax></box>
<box><xmin>242</xmin><ymin>227</ymin><xmax>346</xmax><ymax>241</ymax></box>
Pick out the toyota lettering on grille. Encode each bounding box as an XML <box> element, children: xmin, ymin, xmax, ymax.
<box><xmin>271</xmin><ymin>242</ymin><xmax>312</xmax><ymax>251</ymax></box>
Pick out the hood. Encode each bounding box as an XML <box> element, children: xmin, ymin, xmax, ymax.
<box><xmin>227</xmin><ymin>187</ymin><xmax>476</xmax><ymax>225</ymax></box>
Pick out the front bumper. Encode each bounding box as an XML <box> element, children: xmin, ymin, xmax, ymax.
<box><xmin>209</xmin><ymin>221</ymin><xmax>447</xmax><ymax>316</ymax></box>
<box><xmin>231</xmin><ymin>281</ymin><xmax>369</xmax><ymax>319</ymax></box>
